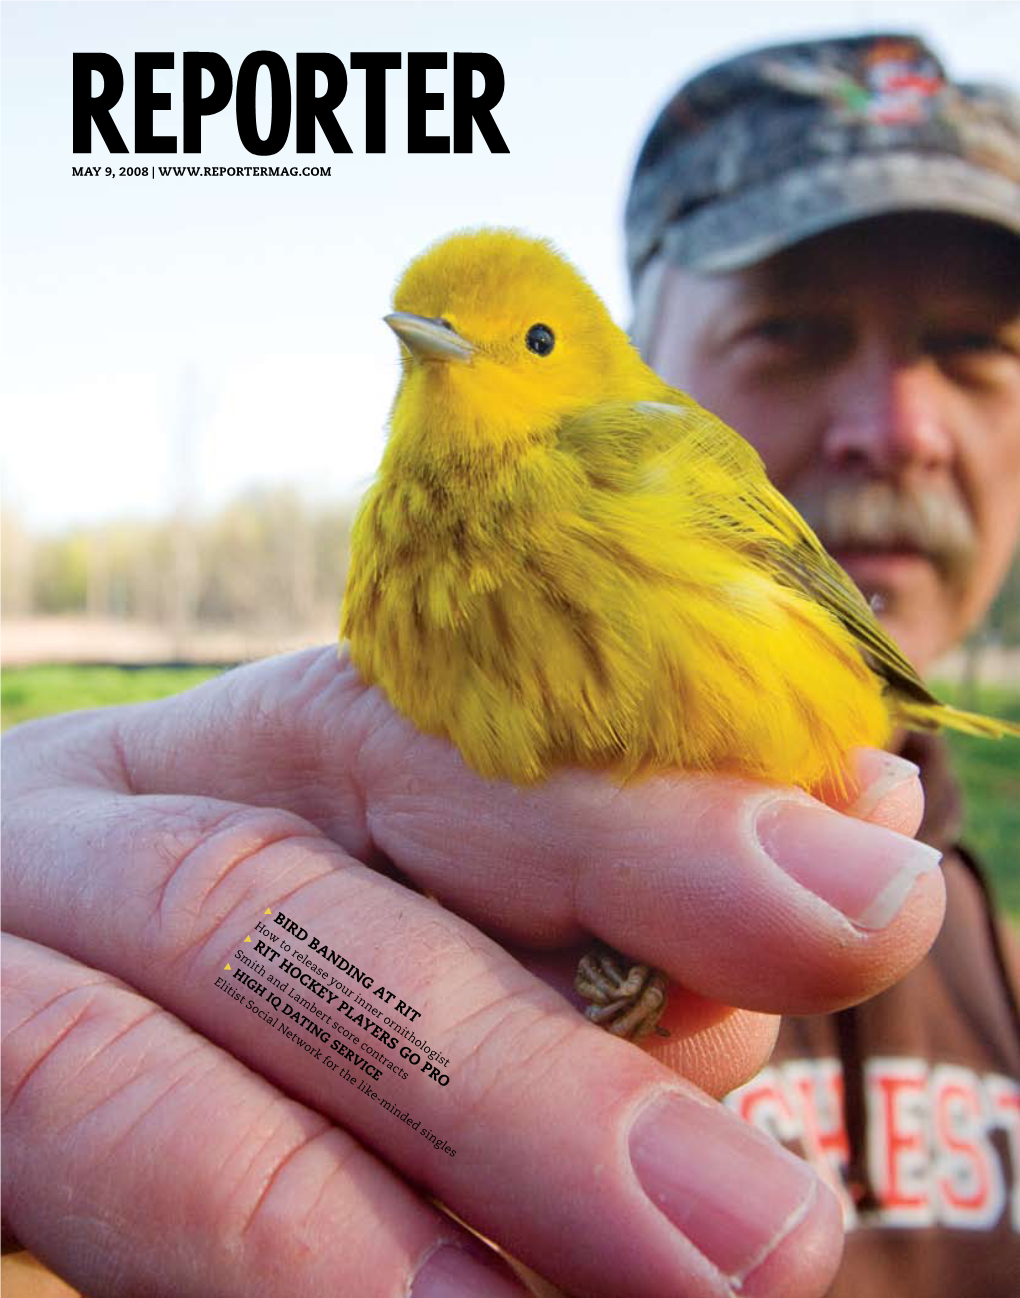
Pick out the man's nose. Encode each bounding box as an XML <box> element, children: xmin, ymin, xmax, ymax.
<box><xmin>821</xmin><ymin>346</ymin><xmax>955</xmax><ymax>476</ymax></box>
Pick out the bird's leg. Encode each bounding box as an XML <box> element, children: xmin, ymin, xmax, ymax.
<box><xmin>574</xmin><ymin>944</ymin><xmax>669</xmax><ymax>1041</ymax></box>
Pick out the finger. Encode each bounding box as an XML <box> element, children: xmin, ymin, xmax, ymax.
<box><xmin>9</xmin><ymin>650</ymin><xmax>943</xmax><ymax>1014</ymax></box>
<box><xmin>648</xmin><ymin>1003</ymin><xmax>781</xmax><ymax>1094</ymax></box>
<box><xmin>357</xmin><ymin>733</ymin><xmax>943</xmax><ymax>1012</ymax></box>
<box><xmin>2</xmin><ymin>799</ymin><xmax>842</xmax><ymax>1297</ymax></box>
<box><xmin>822</xmin><ymin>747</ymin><xmax>925</xmax><ymax>836</ymax></box>
<box><xmin>17</xmin><ymin>645</ymin><xmax>924</xmax><ymax>843</ymax></box>
<box><xmin>347</xmin><ymin>741</ymin><xmax>943</xmax><ymax>1016</ymax></box>
<box><xmin>1</xmin><ymin>935</ymin><xmax>527</xmax><ymax>1298</ymax></box>
<box><xmin>520</xmin><ymin>945</ymin><xmax>780</xmax><ymax>1097</ymax></box>
<box><xmin>0</xmin><ymin>1252</ymin><xmax>80</xmax><ymax>1298</ymax></box>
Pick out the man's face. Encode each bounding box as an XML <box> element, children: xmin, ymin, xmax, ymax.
<box><xmin>644</xmin><ymin>214</ymin><xmax>1020</xmax><ymax>669</ymax></box>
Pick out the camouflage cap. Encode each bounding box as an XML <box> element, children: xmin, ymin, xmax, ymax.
<box><xmin>625</xmin><ymin>33</ymin><xmax>1020</xmax><ymax>286</ymax></box>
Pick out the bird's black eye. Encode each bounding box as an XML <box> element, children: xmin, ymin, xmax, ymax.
<box><xmin>436</xmin><ymin>317</ymin><xmax>454</xmax><ymax>330</ymax></box>
<box><xmin>525</xmin><ymin>323</ymin><xmax>555</xmax><ymax>357</ymax></box>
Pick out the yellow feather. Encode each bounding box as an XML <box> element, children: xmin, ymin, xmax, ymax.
<box><xmin>341</xmin><ymin>229</ymin><xmax>1019</xmax><ymax>794</ymax></box>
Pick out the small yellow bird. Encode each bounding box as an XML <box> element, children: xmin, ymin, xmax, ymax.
<box><xmin>341</xmin><ymin>228</ymin><xmax>1018</xmax><ymax>1037</ymax></box>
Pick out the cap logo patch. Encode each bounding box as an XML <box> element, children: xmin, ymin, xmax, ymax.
<box><xmin>762</xmin><ymin>39</ymin><xmax>945</xmax><ymax>126</ymax></box>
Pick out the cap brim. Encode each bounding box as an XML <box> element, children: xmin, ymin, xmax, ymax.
<box><xmin>660</xmin><ymin>151</ymin><xmax>1020</xmax><ymax>273</ymax></box>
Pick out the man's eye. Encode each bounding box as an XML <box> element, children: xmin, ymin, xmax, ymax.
<box><xmin>929</xmin><ymin>331</ymin><xmax>1011</xmax><ymax>356</ymax></box>
<box><xmin>745</xmin><ymin>317</ymin><xmax>818</xmax><ymax>346</ymax></box>
<box><xmin>928</xmin><ymin>330</ymin><xmax>1020</xmax><ymax>387</ymax></box>
<box><xmin>731</xmin><ymin>313</ymin><xmax>850</xmax><ymax>371</ymax></box>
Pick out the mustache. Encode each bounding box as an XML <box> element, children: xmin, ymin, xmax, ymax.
<box><xmin>791</xmin><ymin>481</ymin><xmax>978</xmax><ymax>585</ymax></box>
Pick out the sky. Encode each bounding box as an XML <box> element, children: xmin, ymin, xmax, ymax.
<box><xmin>3</xmin><ymin>0</ymin><xmax>1019</xmax><ymax>531</ymax></box>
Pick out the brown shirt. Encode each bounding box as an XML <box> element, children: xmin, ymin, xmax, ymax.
<box><xmin>726</xmin><ymin>734</ymin><xmax>1020</xmax><ymax>1295</ymax></box>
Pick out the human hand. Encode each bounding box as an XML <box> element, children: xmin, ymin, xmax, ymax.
<box><xmin>2</xmin><ymin>647</ymin><xmax>943</xmax><ymax>1298</ymax></box>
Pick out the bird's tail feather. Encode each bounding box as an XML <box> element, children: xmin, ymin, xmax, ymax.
<box><xmin>895</xmin><ymin>700</ymin><xmax>1020</xmax><ymax>739</ymax></box>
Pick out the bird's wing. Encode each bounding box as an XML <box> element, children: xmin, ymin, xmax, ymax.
<box><xmin>558</xmin><ymin>398</ymin><xmax>941</xmax><ymax>708</ymax></box>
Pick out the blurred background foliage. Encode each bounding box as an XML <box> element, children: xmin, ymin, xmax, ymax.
<box><xmin>4</xmin><ymin>488</ymin><xmax>1018</xmax><ymax>645</ymax></box>
<box><xmin>2</xmin><ymin>486</ymin><xmax>355</xmax><ymax>629</ymax></box>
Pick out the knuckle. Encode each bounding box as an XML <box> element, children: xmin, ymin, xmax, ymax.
<box><xmin>141</xmin><ymin>806</ymin><xmax>343</xmax><ymax>970</ymax></box>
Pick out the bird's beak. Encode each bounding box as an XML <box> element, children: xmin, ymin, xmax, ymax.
<box><xmin>384</xmin><ymin>312</ymin><xmax>474</xmax><ymax>363</ymax></box>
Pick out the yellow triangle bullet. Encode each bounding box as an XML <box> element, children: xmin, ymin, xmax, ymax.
<box><xmin>224</xmin><ymin>963</ymin><xmax>231</xmax><ymax>971</ymax></box>
<box><xmin>265</xmin><ymin>908</ymin><xmax>272</xmax><ymax>915</ymax></box>
<box><xmin>245</xmin><ymin>935</ymin><xmax>252</xmax><ymax>943</ymax></box>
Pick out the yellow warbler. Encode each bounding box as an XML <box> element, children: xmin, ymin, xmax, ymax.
<box><xmin>341</xmin><ymin>228</ymin><xmax>1018</xmax><ymax>1036</ymax></box>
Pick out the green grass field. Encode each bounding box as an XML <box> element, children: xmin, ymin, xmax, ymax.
<box><xmin>1</xmin><ymin>664</ymin><xmax>224</xmax><ymax>728</ymax></box>
<box><xmin>3</xmin><ymin>663</ymin><xmax>1017</xmax><ymax>915</ymax></box>
<box><xmin>933</xmin><ymin>682</ymin><xmax>1020</xmax><ymax>917</ymax></box>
